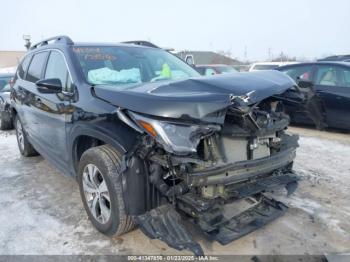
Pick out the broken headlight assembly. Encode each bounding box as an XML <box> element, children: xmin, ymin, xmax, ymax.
<box><xmin>128</xmin><ymin>111</ymin><xmax>221</xmax><ymax>155</ymax></box>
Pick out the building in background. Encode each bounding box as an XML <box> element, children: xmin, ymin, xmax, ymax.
<box><xmin>0</xmin><ymin>51</ymin><xmax>25</xmax><ymax>69</ymax></box>
<box><xmin>176</xmin><ymin>51</ymin><xmax>241</xmax><ymax>66</ymax></box>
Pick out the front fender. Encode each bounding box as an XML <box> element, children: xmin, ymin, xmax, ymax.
<box><xmin>68</xmin><ymin>118</ymin><xmax>140</xmax><ymax>174</ymax></box>
<box><xmin>68</xmin><ymin>118</ymin><xmax>148</xmax><ymax>216</ymax></box>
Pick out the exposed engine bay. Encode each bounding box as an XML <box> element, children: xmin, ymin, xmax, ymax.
<box><xmin>117</xmin><ymin>92</ymin><xmax>304</xmax><ymax>255</ymax></box>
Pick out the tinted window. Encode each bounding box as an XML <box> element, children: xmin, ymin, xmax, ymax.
<box><xmin>280</xmin><ymin>65</ymin><xmax>313</xmax><ymax>82</ymax></box>
<box><xmin>315</xmin><ymin>65</ymin><xmax>350</xmax><ymax>87</ymax></box>
<box><xmin>17</xmin><ymin>55</ymin><xmax>31</xmax><ymax>79</ymax></box>
<box><xmin>26</xmin><ymin>52</ymin><xmax>48</xmax><ymax>83</ymax></box>
<box><xmin>45</xmin><ymin>51</ymin><xmax>72</xmax><ymax>92</ymax></box>
<box><xmin>195</xmin><ymin>67</ymin><xmax>206</xmax><ymax>75</ymax></box>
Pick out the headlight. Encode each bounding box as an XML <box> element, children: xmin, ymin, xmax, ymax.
<box><xmin>128</xmin><ymin>112</ymin><xmax>220</xmax><ymax>155</ymax></box>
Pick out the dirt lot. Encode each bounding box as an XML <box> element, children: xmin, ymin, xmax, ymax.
<box><xmin>0</xmin><ymin>126</ymin><xmax>349</xmax><ymax>256</ymax></box>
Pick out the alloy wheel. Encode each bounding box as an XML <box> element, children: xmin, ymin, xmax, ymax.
<box><xmin>82</xmin><ymin>164</ymin><xmax>111</xmax><ymax>224</ymax></box>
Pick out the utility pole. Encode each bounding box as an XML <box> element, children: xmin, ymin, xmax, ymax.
<box><xmin>244</xmin><ymin>45</ymin><xmax>247</xmax><ymax>61</ymax></box>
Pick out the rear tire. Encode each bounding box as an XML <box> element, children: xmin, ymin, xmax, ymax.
<box><xmin>78</xmin><ymin>145</ymin><xmax>135</xmax><ymax>236</ymax></box>
<box><xmin>15</xmin><ymin>116</ymin><xmax>38</xmax><ymax>157</ymax></box>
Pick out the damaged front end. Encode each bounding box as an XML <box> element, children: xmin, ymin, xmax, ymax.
<box><xmin>119</xmin><ymin>92</ymin><xmax>302</xmax><ymax>255</ymax></box>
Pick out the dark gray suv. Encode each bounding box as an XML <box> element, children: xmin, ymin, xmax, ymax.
<box><xmin>11</xmin><ymin>36</ymin><xmax>324</xmax><ymax>255</ymax></box>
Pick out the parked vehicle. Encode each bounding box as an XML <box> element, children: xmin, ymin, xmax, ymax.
<box><xmin>195</xmin><ymin>64</ymin><xmax>238</xmax><ymax>76</ymax></box>
<box><xmin>318</xmin><ymin>55</ymin><xmax>350</xmax><ymax>62</ymax></box>
<box><xmin>0</xmin><ymin>73</ymin><xmax>14</xmax><ymax>130</ymax></box>
<box><xmin>277</xmin><ymin>61</ymin><xmax>350</xmax><ymax>130</ymax></box>
<box><xmin>11</xmin><ymin>36</ymin><xmax>324</xmax><ymax>255</ymax></box>
<box><xmin>249</xmin><ymin>62</ymin><xmax>298</xmax><ymax>71</ymax></box>
<box><xmin>0</xmin><ymin>67</ymin><xmax>17</xmax><ymax>74</ymax></box>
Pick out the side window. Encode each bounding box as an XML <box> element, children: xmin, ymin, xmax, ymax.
<box><xmin>45</xmin><ymin>51</ymin><xmax>73</xmax><ymax>92</ymax></box>
<box><xmin>335</xmin><ymin>67</ymin><xmax>350</xmax><ymax>88</ymax></box>
<box><xmin>281</xmin><ymin>65</ymin><xmax>313</xmax><ymax>82</ymax></box>
<box><xmin>205</xmin><ymin>68</ymin><xmax>216</xmax><ymax>76</ymax></box>
<box><xmin>16</xmin><ymin>55</ymin><xmax>32</xmax><ymax>80</ymax></box>
<box><xmin>26</xmin><ymin>52</ymin><xmax>48</xmax><ymax>83</ymax></box>
<box><xmin>315</xmin><ymin>65</ymin><xmax>348</xmax><ymax>87</ymax></box>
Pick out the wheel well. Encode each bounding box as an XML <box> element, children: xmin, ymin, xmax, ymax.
<box><xmin>74</xmin><ymin>135</ymin><xmax>105</xmax><ymax>169</ymax></box>
<box><xmin>11</xmin><ymin>108</ymin><xmax>17</xmax><ymax>117</ymax></box>
<box><xmin>11</xmin><ymin>108</ymin><xmax>17</xmax><ymax>125</ymax></box>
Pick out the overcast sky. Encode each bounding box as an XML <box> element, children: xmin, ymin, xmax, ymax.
<box><xmin>2</xmin><ymin>0</ymin><xmax>349</xmax><ymax>61</ymax></box>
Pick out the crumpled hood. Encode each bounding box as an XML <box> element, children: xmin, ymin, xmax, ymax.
<box><xmin>93</xmin><ymin>70</ymin><xmax>295</xmax><ymax>123</ymax></box>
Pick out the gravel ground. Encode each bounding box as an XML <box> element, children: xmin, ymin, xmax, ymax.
<box><xmin>0</xmin><ymin>127</ymin><xmax>349</xmax><ymax>256</ymax></box>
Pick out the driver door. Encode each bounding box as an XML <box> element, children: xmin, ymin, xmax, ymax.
<box><xmin>35</xmin><ymin>50</ymin><xmax>74</xmax><ymax>171</ymax></box>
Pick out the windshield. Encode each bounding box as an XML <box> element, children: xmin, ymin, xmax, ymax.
<box><xmin>0</xmin><ymin>77</ymin><xmax>11</xmax><ymax>92</ymax></box>
<box><xmin>73</xmin><ymin>46</ymin><xmax>200</xmax><ymax>88</ymax></box>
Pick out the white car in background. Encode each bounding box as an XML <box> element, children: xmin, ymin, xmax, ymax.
<box><xmin>0</xmin><ymin>67</ymin><xmax>17</xmax><ymax>74</ymax></box>
<box><xmin>249</xmin><ymin>62</ymin><xmax>299</xmax><ymax>71</ymax></box>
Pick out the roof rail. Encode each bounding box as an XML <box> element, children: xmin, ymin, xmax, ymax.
<box><xmin>121</xmin><ymin>40</ymin><xmax>160</xmax><ymax>48</ymax></box>
<box><xmin>30</xmin><ymin>35</ymin><xmax>74</xmax><ymax>50</ymax></box>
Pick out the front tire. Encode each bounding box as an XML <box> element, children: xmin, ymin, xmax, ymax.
<box><xmin>78</xmin><ymin>145</ymin><xmax>135</xmax><ymax>236</ymax></box>
<box><xmin>15</xmin><ymin>116</ymin><xmax>38</xmax><ymax>157</ymax></box>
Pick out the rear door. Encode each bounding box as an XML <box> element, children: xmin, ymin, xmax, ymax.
<box><xmin>314</xmin><ymin>64</ymin><xmax>350</xmax><ymax>129</ymax></box>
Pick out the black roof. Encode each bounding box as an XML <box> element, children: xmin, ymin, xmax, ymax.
<box><xmin>28</xmin><ymin>35</ymin><xmax>159</xmax><ymax>53</ymax></box>
<box><xmin>318</xmin><ymin>55</ymin><xmax>350</xmax><ymax>62</ymax></box>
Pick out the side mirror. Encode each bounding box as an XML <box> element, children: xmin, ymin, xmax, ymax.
<box><xmin>297</xmin><ymin>78</ymin><xmax>313</xmax><ymax>89</ymax></box>
<box><xmin>36</xmin><ymin>78</ymin><xmax>62</xmax><ymax>94</ymax></box>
